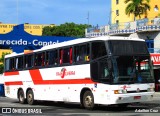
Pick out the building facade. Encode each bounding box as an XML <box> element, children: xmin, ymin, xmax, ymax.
<box><xmin>111</xmin><ymin>0</ymin><xmax>160</xmax><ymax>24</ymax></box>
<box><xmin>0</xmin><ymin>23</ymin><xmax>55</xmax><ymax>36</ymax></box>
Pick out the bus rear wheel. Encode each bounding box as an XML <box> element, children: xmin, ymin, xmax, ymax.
<box><xmin>18</xmin><ymin>89</ymin><xmax>26</xmax><ymax>104</ymax></box>
<box><xmin>82</xmin><ymin>91</ymin><xmax>95</xmax><ymax>110</ymax></box>
<box><xmin>27</xmin><ymin>90</ymin><xmax>35</xmax><ymax>105</ymax></box>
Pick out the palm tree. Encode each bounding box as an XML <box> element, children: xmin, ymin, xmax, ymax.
<box><xmin>124</xmin><ymin>0</ymin><xmax>150</xmax><ymax>21</ymax></box>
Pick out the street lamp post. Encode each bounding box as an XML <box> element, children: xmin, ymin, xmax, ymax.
<box><xmin>87</xmin><ymin>11</ymin><xmax>90</xmax><ymax>26</ymax></box>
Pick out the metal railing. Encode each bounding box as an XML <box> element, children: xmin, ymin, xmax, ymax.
<box><xmin>148</xmin><ymin>48</ymin><xmax>160</xmax><ymax>53</ymax></box>
<box><xmin>86</xmin><ymin>17</ymin><xmax>160</xmax><ymax>34</ymax></box>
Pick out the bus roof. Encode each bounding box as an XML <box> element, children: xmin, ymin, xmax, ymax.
<box><xmin>5</xmin><ymin>36</ymin><xmax>145</xmax><ymax>58</ymax></box>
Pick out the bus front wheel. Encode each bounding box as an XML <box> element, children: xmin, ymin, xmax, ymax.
<box><xmin>82</xmin><ymin>91</ymin><xmax>95</xmax><ymax>110</ymax></box>
<box><xmin>18</xmin><ymin>89</ymin><xmax>26</xmax><ymax>104</ymax></box>
<box><xmin>27</xmin><ymin>90</ymin><xmax>35</xmax><ymax>105</ymax></box>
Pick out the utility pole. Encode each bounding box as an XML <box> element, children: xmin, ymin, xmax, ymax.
<box><xmin>87</xmin><ymin>11</ymin><xmax>90</xmax><ymax>25</ymax></box>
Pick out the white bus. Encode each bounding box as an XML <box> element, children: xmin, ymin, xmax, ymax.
<box><xmin>3</xmin><ymin>36</ymin><xmax>155</xmax><ymax>109</ymax></box>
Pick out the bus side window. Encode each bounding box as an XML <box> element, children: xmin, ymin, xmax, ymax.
<box><xmin>60</xmin><ymin>49</ymin><xmax>63</xmax><ymax>64</ymax></box>
<box><xmin>74</xmin><ymin>46</ymin><xmax>80</xmax><ymax>62</ymax></box>
<box><xmin>62</xmin><ymin>48</ymin><xmax>70</xmax><ymax>64</ymax></box>
<box><xmin>47</xmin><ymin>50</ymin><xmax>58</xmax><ymax>66</ymax></box>
<box><xmin>79</xmin><ymin>45</ymin><xmax>85</xmax><ymax>61</ymax></box>
<box><xmin>53</xmin><ymin>50</ymin><xmax>58</xmax><ymax>65</ymax></box>
<box><xmin>24</xmin><ymin>55</ymin><xmax>28</xmax><ymax>68</ymax></box>
<box><xmin>85</xmin><ymin>43</ymin><xmax>90</xmax><ymax>61</ymax></box>
<box><xmin>10</xmin><ymin>58</ymin><xmax>15</xmax><ymax>70</ymax></box>
<box><xmin>74</xmin><ymin>44</ymin><xmax>90</xmax><ymax>63</ymax></box>
<box><xmin>91</xmin><ymin>42</ymin><xmax>107</xmax><ymax>60</ymax></box>
<box><xmin>5</xmin><ymin>59</ymin><xmax>10</xmax><ymax>71</ymax></box>
<box><xmin>79</xmin><ymin>44</ymin><xmax>90</xmax><ymax>62</ymax></box>
<box><xmin>15</xmin><ymin>56</ymin><xmax>23</xmax><ymax>70</ymax></box>
<box><xmin>6</xmin><ymin>58</ymin><xmax>15</xmax><ymax>71</ymax></box>
<box><xmin>41</xmin><ymin>52</ymin><xmax>45</xmax><ymax>66</ymax></box>
<box><xmin>46</xmin><ymin>51</ymin><xmax>49</xmax><ymax>66</ymax></box>
<box><xmin>34</xmin><ymin>54</ymin><xmax>38</xmax><ymax>66</ymax></box>
<box><xmin>70</xmin><ymin>47</ymin><xmax>72</xmax><ymax>64</ymax></box>
<box><xmin>24</xmin><ymin>54</ymin><xmax>34</xmax><ymax>68</ymax></box>
<box><xmin>34</xmin><ymin>52</ymin><xmax>45</xmax><ymax>67</ymax></box>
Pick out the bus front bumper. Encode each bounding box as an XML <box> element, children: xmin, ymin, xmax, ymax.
<box><xmin>110</xmin><ymin>92</ymin><xmax>154</xmax><ymax>104</ymax></box>
<box><xmin>97</xmin><ymin>92</ymin><xmax>155</xmax><ymax>105</ymax></box>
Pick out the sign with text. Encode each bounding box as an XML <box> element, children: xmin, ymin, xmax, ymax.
<box><xmin>0</xmin><ymin>24</ymin><xmax>76</xmax><ymax>53</ymax></box>
<box><xmin>150</xmin><ymin>53</ymin><xmax>160</xmax><ymax>65</ymax></box>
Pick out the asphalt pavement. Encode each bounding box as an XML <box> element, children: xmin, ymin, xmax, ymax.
<box><xmin>0</xmin><ymin>92</ymin><xmax>159</xmax><ymax>116</ymax></box>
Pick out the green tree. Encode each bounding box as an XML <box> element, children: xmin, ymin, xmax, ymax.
<box><xmin>42</xmin><ymin>22</ymin><xmax>91</xmax><ymax>38</ymax></box>
<box><xmin>0</xmin><ymin>52</ymin><xmax>10</xmax><ymax>74</ymax></box>
<box><xmin>124</xmin><ymin>0</ymin><xmax>150</xmax><ymax>20</ymax></box>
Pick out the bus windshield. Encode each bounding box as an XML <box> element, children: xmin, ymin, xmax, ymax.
<box><xmin>112</xmin><ymin>55</ymin><xmax>154</xmax><ymax>84</ymax></box>
<box><xmin>90</xmin><ymin>40</ymin><xmax>154</xmax><ymax>84</ymax></box>
<box><xmin>107</xmin><ymin>40</ymin><xmax>154</xmax><ymax>84</ymax></box>
<box><xmin>109</xmin><ymin>40</ymin><xmax>149</xmax><ymax>55</ymax></box>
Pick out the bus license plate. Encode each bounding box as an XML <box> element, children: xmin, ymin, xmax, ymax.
<box><xmin>134</xmin><ymin>96</ymin><xmax>141</xmax><ymax>100</ymax></box>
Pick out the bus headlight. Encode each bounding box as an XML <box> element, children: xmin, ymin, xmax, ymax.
<box><xmin>114</xmin><ymin>90</ymin><xmax>119</xmax><ymax>94</ymax></box>
<box><xmin>114</xmin><ymin>90</ymin><xmax>127</xmax><ymax>94</ymax></box>
<box><xmin>147</xmin><ymin>88</ymin><xmax>154</xmax><ymax>92</ymax></box>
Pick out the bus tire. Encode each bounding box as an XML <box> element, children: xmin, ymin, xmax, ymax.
<box><xmin>27</xmin><ymin>90</ymin><xmax>35</xmax><ymax>105</ymax></box>
<box><xmin>82</xmin><ymin>91</ymin><xmax>95</xmax><ymax>110</ymax></box>
<box><xmin>18</xmin><ymin>89</ymin><xmax>26</xmax><ymax>104</ymax></box>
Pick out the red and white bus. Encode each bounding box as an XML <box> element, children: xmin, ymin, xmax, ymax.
<box><xmin>3</xmin><ymin>36</ymin><xmax>155</xmax><ymax>109</ymax></box>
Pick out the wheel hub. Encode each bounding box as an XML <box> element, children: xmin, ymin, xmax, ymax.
<box><xmin>28</xmin><ymin>94</ymin><xmax>33</xmax><ymax>102</ymax></box>
<box><xmin>85</xmin><ymin>95</ymin><xmax>92</xmax><ymax>106</ymax></box>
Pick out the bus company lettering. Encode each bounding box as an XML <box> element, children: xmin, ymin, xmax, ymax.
<box><xmin>56</xmin><ymin>68</ymin><xmax>75</xmax><ymax>78</ymax></box>
<box><xmin>120</xmin><ymin>85</ymin><xmax>131</xmax><ymax>89</ymax></box>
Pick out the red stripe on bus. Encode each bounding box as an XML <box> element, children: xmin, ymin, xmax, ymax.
<box><xmin>29</xmin><ymin>69</ymin><xmax>95</xmax><ymax>85</ymax></box>
<box><xmin>4</xmin><ymin>71</ymin><xmax>19</xmax><ymax>76</ymax></box>
<box><xmin>5</xmin><ymin>81</ymin><xmax>23</xmax><ymax>86</ymax></box>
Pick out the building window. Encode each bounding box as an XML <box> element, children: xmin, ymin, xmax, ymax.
<box><xmin>116</xmin><ymin>20</ymin><xmax>119</xmax><ymax>24</ymax></box>
<box><xmin>154</xmin><ymin>5</ymin><xmax>159</xmax><ymax>12</ymax></box>
<box><xmin>116</xmin><ymin>10</ymin><xmax>119</xmax><ymax>16</ymax></box>
<box><xmin>116</xmin><ymin>0</ymin><xmax>119</xmax><ymax>4</ymax></box>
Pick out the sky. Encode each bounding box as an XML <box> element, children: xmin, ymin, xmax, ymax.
<box><xmin>0</xmin><ymin>0</ymin><xmax>111</xmax><ymax>26</ymax></box>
